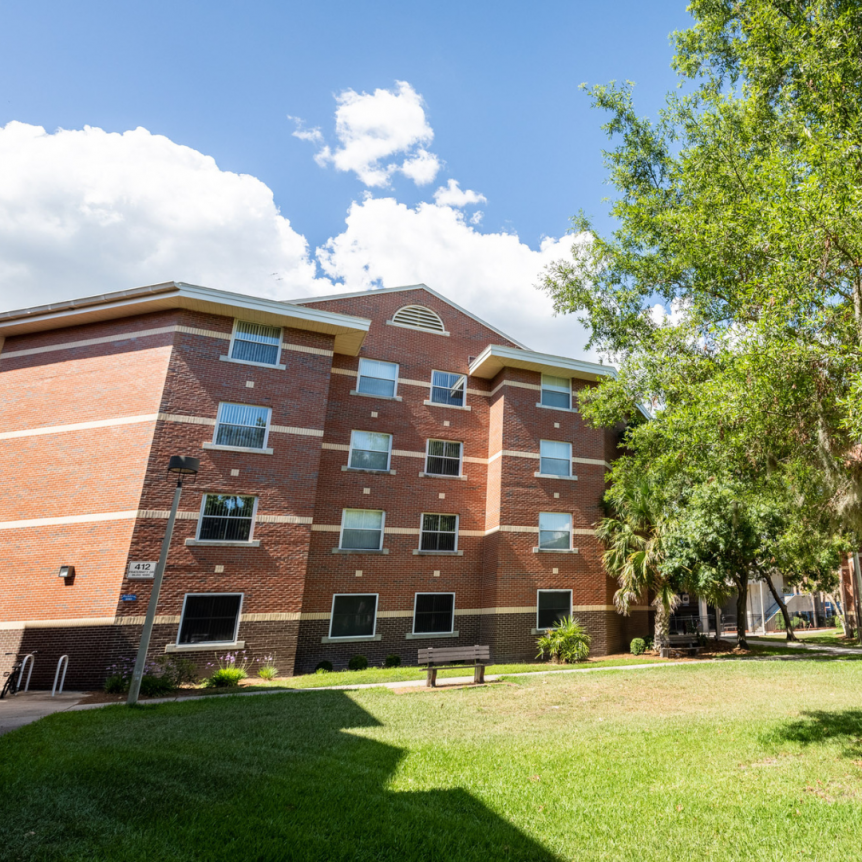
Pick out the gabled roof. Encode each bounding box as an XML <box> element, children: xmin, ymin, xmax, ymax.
<box><xmin>0</xmin><ymin>281</ymin><xmax>372</xmax><ymax>355</ymax></box>
<box><xmin>468</xmin><ymin>343</ymin><xmax>615</xmax><ymax>383</ymax></box>
<box><xmin>286</xmin><ymin>283</ymin><xmax>530</xmax><ymax>350</ymax></box>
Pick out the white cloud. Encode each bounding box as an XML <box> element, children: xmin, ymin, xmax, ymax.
<box><xmin>0</xmin><ymin>121</ymin><xmax>328</xmax><ymax>308</ymax></box>
<box><xmin>0</xmin><ymin>118</ymin><xmax>594</xmax><ymax>360</ymax></box>
<box><xmin>292</xmin><ymin>81</ymin><xmax>441</xmax><ymax>188</ymax></box>
<box><xmin>649</xmin><ymin>298</ymin><xmax>687</xmax><ymax>327</ymax></box>
<box><xmin>433</xmin><ymin>179</ymin><xmax>487</xmax><ymax>207</ymax></box>
<box><xmin>313</xmin><ymin>196</ymin><xmax>592</xmax><ymax>356</ymax></box>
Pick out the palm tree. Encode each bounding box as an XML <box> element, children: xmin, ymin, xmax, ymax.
<box><xmin>596</xmin><ymin>478</ymin><xmax>678</xmax><ymax>654</ymax></box>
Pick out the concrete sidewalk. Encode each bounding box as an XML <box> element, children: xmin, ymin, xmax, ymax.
<box><xmin>0</xmin><ymin>691</ymin><xmax>85</xmax><ymax>736</ymax></box>
<box><xmin>746</xmin><ymin>636</ymin><xmax>862</xmax><ymax>656</ymax></box>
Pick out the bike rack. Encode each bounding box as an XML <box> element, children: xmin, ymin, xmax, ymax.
<box><xmin>17</xmin><ymin>654</ymin><xmax>35</xmax><ymax>692</ymax></box>
<box><xmin>52</xmin><ymin>655</ymin><xmax>69</xmax><ymax>697</ymax></box>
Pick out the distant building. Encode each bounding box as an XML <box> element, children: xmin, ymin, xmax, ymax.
<box><xmin>0</xmin><ymin>281</ymin><xmax>648</xmax><ymax>688</ymax></box>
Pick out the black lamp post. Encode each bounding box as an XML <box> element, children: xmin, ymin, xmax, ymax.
<box><xmin>127</xmin><ymin>456</ymin><xmax>199</xmax><ymax>706</ymax></box>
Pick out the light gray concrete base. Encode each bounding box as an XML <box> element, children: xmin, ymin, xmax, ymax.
<box><xmin>0</xmin><ymin>691</ymin><xmax>84</xmax><ymax>736</ymax></box>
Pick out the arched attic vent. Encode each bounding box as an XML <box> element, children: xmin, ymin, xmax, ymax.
<box><xmin>389</xmin><ymin>305</ymin><xmax>446</xmax><ymax>333</ymax></box>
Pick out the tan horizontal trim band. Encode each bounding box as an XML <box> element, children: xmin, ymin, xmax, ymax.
<box><xmin>281</xmin><ymin>343</ymin><xmax>333</xmax><ymax>357</ymax></box>
<box><xmin>0</xmin><ymin>509</ymin><xmax>312</xmax><ymax>530</ymax></box>
<box><xmin>0</xmin><ymin>605</ymin><xmax>649</xmax><ymax>630</ymax></box>
<box><xmin>0</xmin><ymin>413</ymin><xmax>159</xmax><ymax>440</ymax></box>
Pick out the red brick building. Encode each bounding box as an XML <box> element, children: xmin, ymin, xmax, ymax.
<box><xmin>0</xmin><ymin>281</ymin><xmax>648</xmax><ymax>688</ymax></box>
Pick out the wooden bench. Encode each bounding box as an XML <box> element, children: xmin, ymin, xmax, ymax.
<box><xmin>418</xmin><ymin>645</ymin><xmax>490</xmax><ymax>687</ymax></box>
<box><xmin>668</xmin><ymin>634</ymin><xmax>700</xmax><ymax>656</ymax></box>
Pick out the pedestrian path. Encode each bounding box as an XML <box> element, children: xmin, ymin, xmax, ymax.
<box><xmin>0</xmin><ymin>691</ymin><xmax>84</xmax><ymax>736</ymax></box>
<box><xmin>746</xmin><ymin>636</ymin><xmax>862</xmax><ymax>656</ymax></box>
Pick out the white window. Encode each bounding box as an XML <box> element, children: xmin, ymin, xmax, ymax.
<box><xmin>413</xmin><ymin>593</ymin><xmax>455</xmax><ymax>634</ymax></box>
<box><xmin>348</xmin><ymin>431</ymin><xmax>392</xmax><ymax>471</ymax></box>
<box><xmin>357</xmin><ymin>358</ymin><xmax>399</xmax><ymax>398</ymax></box>
<box><xmin>177</xmin><ymin>593</ymin><xmax>243</xmax><ymax>645</ymax></box>
<box><xmin>197</xmin><ymin>495</ymin><xmax>258</xmax><ymax>543</ymax></box>
<box><xmin>540</xmin><ymin>440</ymin><xmax>572</xmax><ymax>477</ymax></box>
<box><xmin>537</xmin><ymin>590</ymin><xmax>572</xmax><ymax>629</ymax></box>
<box><xmin>425</xmin><ymin>440</ymin><xmax>463</xmax><ymax>476</ymax></box>
<box><xmin>541</xmin><ymin>374</ymin><xmax>572</xmax><ymax>409</ymax></box>
<box><xmin>419</xmin><ymin>514</ymin><xmax>459</xmax><ymax>551</ymax></box>
<box><xmin>430</xmin><ymin>370</ymin><xmax>466</xmax><ymax>407</ymax></box>
<box><xmin>229</xmin><ymin>320</ymin><xmax>283</xmax><ymax>366</ymax></box>
<box><xmin>329</xmin><ymin>594</ymin><xmax>378</xmax><ymax>638</ymax></box>
<box><xmin>214</xmin><ymin>403</ymin><xmax>271</xmax><ymax>450</ymax></box>
<box><xmin>538</xmin><ymin>512</ymin><xmax>572</xmax><ymax>550</ymax></box>
<box><xmin>340</xmin><ymin>509</ymin><xmax>385</xmax><ymax>550</ymax></box>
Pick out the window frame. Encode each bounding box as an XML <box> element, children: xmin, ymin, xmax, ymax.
<box><xmin>538</xmin><ymin>512</ymin><xmax>573</xmax><ymax>550</ymax></box>
<box><xmin>328</xmin><ymin>593</ymin><xmax>379</xmax><ymax>639</ymax></box>
<box><xmin>176</xmin><ymin>592</ymin><xmax>244</xmax><ymax>646</ymax></box>
<box><xmin>418</xmin><ymin>513</ymin><xmax>460</xmax><ymax>552</ymax></box>
<box><xmin>339</xmin><ymin>508</ymin><xmax>386</xmax><ymax>551</ymax></box>
<box><xmin>429</xmin><ymin>369</ymin><xmax>467</xmax><ymax>408</ymax></box>
<box><xmin>212</xmin><ymin>402</ymin><xmax>272</xmax><ymax>451</ymax></box>
<box><xmin>356</xmin><ymin>357</ymin><xmax>400</xmax><ymax>399</ymax></box>
<box><xmin>412</xmin><ymin>592</ymin><xmax>456</xmax><ymax>635</ymax></box>
<box><xmin>228</xmin><ymin>319</ymin><xmax>284</xmax><ymax>368</ymax></box>
<box><xmin>540</xmin><ymin>374</ymin><xmax>572</xmax><ymax>410</ymax></box>
<box><xmin>195</xmin><ymin>493</ymin><xmax>259</xmax><ymax>544</ymax></box>
<box><xmin>539</xmin><ymin>439</ymin><xmax>572</xmax><ymax>477</ymax></box>
<box><xmin>424</xmin><ymin>439</ymin><xmax>464</xmax><ymax>477</ymax></box>
<box><xmin>536</xmin><ymin>589</ymin><xmax>573</xmax><ymax>630</ymax></box>
<box><xmin>347</xmin><ymin>430</ymin><xmax>393</xmax><ymax>472</ymax></box>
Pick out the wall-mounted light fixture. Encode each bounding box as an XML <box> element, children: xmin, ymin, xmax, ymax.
<box><xmin>58</xmin><ymin>565</ymin><xmax>75</xmax><ymax>579</ymax></box>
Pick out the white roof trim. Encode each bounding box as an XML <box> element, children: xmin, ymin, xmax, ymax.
<box><xmin>286</xmin><ymin>284</ymin><xmax>530</xmax><ymax>350</ymax></box>
<box><xmin>0</xmin><ymin>281</ymin><xmax>372</xmax><ymax>356</ymax></box>
<box><xmin>468</xmin><ymin>343</ymin><xmax>616</xmax><ymax>382</ymax></box>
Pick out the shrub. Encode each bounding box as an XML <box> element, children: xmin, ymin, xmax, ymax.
<box><xmin>630</xmin><ymin>638</ymin><xmax>646</xmax><ymax>656</ymax></box>
<box><xmin>348</xmin><ymin>655</ymin><xmax>369</xmax><ymax>671</ymax></box>
<box><xmin>257</xmin><ymin>654</ymin><xmax>279</xmax><ymax>680</ymax></box>
<box><xmin>644</xmin><ymin>636</ymin><xmax>654</xmax><ymax>651</ymax></box>
<box><xmin>203</xmin><ymin>651</ymin><xmax>249</xmax><ymax>688</ymax></box>
<box><xmin>315</xmin><ymin>661</ymin><xmax>333</xmax><ymax>673</ymax></box>
<box><xmin>103</xmin><ymin>654</ymin><xmax>195</xmax><ymax>696</ymax></box>
<box><xmin>536</xmin><ymin>617</ymin><xmax>591</xmax><ymax>664</ymax></box>
<box><xmin>385</xmin><ymin>654</ymin><xmax>401</xmax><ymax>668</ymax></box>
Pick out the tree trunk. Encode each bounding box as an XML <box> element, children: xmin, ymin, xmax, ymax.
<box><xmin>762</xmin><ymin>570</ymin><xmax>797</xmax><ymax>642</ymax></box>
<box><xmin>735</xmin><ymin>573</ymin><xmax>749</xmax><ymax>650</ymax></box>
<box><xmin>825</xmin><ymin>592</ymin><xmax>843</xmax><ymax>632</ymax></box>
<box><xmin>715</xmin><ymin>606</ymin><xmax>722</xmax><ymax>642</ymax></box>
<box><xmin>654</xmin><ymin>602</ymin><xmax>670</xmax><ymax>656</ymax></box>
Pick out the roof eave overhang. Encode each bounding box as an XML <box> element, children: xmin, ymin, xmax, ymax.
<box><xmin>0</xmin><ymin>281</ymin><xmax>371</xmax><ymax>355</ymax></box>
<box><xmin>468</xmin><ymin>344</ymin><xmax>616</xmax><ymax>383</ymax></box>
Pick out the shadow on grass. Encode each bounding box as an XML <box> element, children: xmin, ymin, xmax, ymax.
<box><xmin>0</xmin><ymin>691</ymin><xmax>559</xmax><ymax>862</ymax></box>
<box><xmin>769</xmin><ymin>709</ymin><xmax>862</xmax><ymax>758</ymax></box>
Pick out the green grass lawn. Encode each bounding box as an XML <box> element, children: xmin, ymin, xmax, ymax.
<box><xmin>245</xmin><ymin>655</ymin><xmax>671</xmax><ymax>690</ymax></box>
<box><xmin>3</xmin><ymin>659</ymin><xmax>862</xmax><ymax>861</ymax></box>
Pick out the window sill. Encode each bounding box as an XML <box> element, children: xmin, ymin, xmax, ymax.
<box><xmin>413</xmin><ymin>550</ymin><xmax>463</xmax><ymax>556</ymax></box>
<box><xmin>532</xmin><ymin>547</ymin><xmax>579</xmax><ymax>554</ymax></box>
<box><xmin>405</xmin><ymin>630</ymin><xmax>459</xmax><ymax>640</ymax></box>
<box><xmin>321</xmin><ymin>634</ymin><xmax>383</xmax><ymax>644</ymax></box>
<box><xmin>341</xmin><ymin>466</ymin><xmax>396</xmax><ymax>475</ymax></box>
<box><xmin>185</xmin><ymin>539</ymin><xmax>261</xmax><ymax>548</ymax></box>
<box><xmin>418</xmin><ymin>472</ymin><xmax>468</xmax><ymax>481</ymax></box>
<box><xmin>332</xmin><ymin>548</ymin><xmax>389</xmax><ymax>555</ymax></box>
<box><xmin>349</xmin><ymin>390</ymin><xmax>402</xmax><ymax>401</ymax></box>
<box><xmin>535</xmin><ymin>402</ymin><xmax>577</xmax><ymax>413</ymax></box>
<box><xmin>423</xmin><ymin>400</ymin><xmax>471</xmax><ymax>411</ymax></box>
<box><xmin>534</xmin><ymin>472</ymin><xmax>578</xmax><ymax>481</ymax></box>
<box><xmin>203</xmin><ymin>442</ymin><xmax>273</xmax><ymax>455</ymax></box>
<box><xmin>531</xmin><ymin>628</ymin><xmax>551</xmax><ymax>636</ymax></box>
<box><xmin>219</xmin><ymin>355</ymin><xmax>286</xmax><ymax>371</ymax></box>
<box><xmin>386</xmin><ymin>320</ymin><xmax>451</xmax><ymax>337</ymax></box>
<box><xmin>165</xmin><ymin>640</ymin><xmax>245</xmax><ymax>653</ymax></box>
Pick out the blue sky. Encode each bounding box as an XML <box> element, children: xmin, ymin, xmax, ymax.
<box><xmin>0</xmin><ymin>1</ymin><xmax>691</xmax><ymax>355</ymax></box>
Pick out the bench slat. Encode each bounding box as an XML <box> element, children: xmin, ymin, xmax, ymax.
<box><xmin>418</xmin><ymin>646</ymin><xmax>490</xmax><ymax>664</ymax></box>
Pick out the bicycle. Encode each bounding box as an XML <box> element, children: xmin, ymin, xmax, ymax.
<box><xmin>1</xmin><ymin>652</ymin><xmax>35</xmax><ymax>699</ymax></box>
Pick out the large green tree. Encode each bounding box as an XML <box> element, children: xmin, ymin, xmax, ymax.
<box><xmin>542</xmin><ymin>1</ymin><xmax>860</xmax><ymax>630</ymax></box>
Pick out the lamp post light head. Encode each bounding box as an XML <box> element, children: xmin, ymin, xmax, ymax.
<box><xmin>166</xmin><ymin>456</ymin><xmax>199</xmax><ymax>485</ymax></box>
<box><xmin>58</xmin><ymin>565</ymin><xmax>75</xmax><ymax>579</ymax></box>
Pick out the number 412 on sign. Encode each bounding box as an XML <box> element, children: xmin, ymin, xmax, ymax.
<box><xmin>127</xmin><ymin>561</ymin><xmax>157</xmax><ymax>579</ymax></box>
